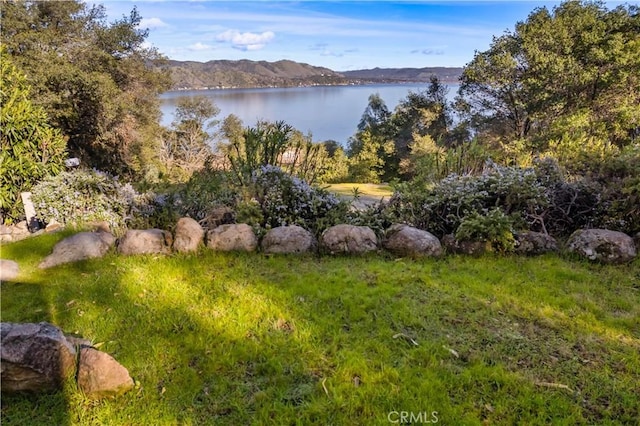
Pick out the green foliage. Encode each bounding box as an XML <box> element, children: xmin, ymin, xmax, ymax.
<box><xmin>160</xmin><ymin>96</ymin><xmax>220</xmax><ymax>182</ymax></box>
<box><xmin>349</xmin><ymin>77</ymin><xmax>457</xmax><ymax>182</ymax></box>
<box><xmin>1</xmin><ymin>0</ymin><xmax>171</xmax><ymax>178</ymax></box>
<box><xmin>140</xmin><ymin>169</ymin><xmax>238</xmax><ymax>230</ymax></box>
<box><xmin>30</xmin><ymin>170</ymin><xmax>147</xmax><ymax>232</ymax></box>
<box><xmin>458</xmin><ymin>0</ymin><xmax>640</xmax><ymax>147</ymax></box>
<box><xmin>0</xmin><ymin>49</ymin><xmax>67</xmax><ymax>223</ymax></box>
<box><xmin>225</xmin><ymin>120</ymin><xmax>328</xmax><ymax>186</ymax></box>
<box><xmin>317</xmin><ymin>144</ymin><xmax>349</xmax><ymax>183</ymax></box>
<box><xmin>389</xmin><ymin>164</ymin><xmax>548</xmax><ymax>236</ymax></box>
<box><xmin>347</xmin><ymin>129</ymin><xmax>392</xmax><ymax>183</ymax></box>
<box><xmin>455</xmin><ymin>209</ymin><xmax>516</xmax><ymax>252</ymax></box>
<box><xmin>246</xmin><ymin>165</ymin><xmax>349</xmax><ymax>237</ymax></box>
<box><xmin>542</xmin><ymin>131</ymin><xmax>621</xmax><ymax>177</ymax></box>
<box><xmin>403</xmin><ymin>137</ymin><xmax>491</xmax><ymax>185</ymax></box>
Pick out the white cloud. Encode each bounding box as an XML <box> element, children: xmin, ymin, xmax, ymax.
<box><xmin>139</xmin><ymin>17</ymin><xmax>169</xmax><ymax>29</ymax></box>
<box><xmin>411</xmin><ymin>48</ymin><xmax>446</xmax><ymax>55</ymax></box>
<box><xmin>216</xmin><ymin>30</ymin><xmax>275</xmax><ymax>51</ymax></box>
<box><xmin>188</xmin><ymin>42</ymin><xmax>213</xmax><ymax>51</ymax></box>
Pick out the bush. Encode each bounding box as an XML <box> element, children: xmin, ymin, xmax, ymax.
<box><xmin>0</xmin><ymin>48</ymin><xmax>67</xmax><ymax>223</ymax></box>
<box><xmin>128</xmin><ymin>169</ymin><xmax>239</xmax><ymax>230</ymax></box>
<box><xmin>247</xmin><ymin>165</ymin><xmax>349</xmax><ymax>236</ymax></box>
<box><xmin>455</xmin><ymin>208</ymin><xmax>516</xmax><ymax>252</ymax></box>
<box><xmin>389</xmin><ymin>163</ymin><xmax>548</xmax><ymax>236</ymax></box>
<box><xmin>31</xmin><ymin>170</ymin><xmax>142</xmax><ymax>232</ymax></box>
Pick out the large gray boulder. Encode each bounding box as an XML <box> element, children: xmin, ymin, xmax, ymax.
<box><xmin>39</xmin><ymin>230</ymin><xmax>116</xmax><ymax>269</ymax></box>
<box><xmin>206</xmin><ymin>224</ymin><xmax>258</xmax><ymax>252</ymax></box>
<box><xmin>117</xmin><ymin>229</ymin><xmax>172</xmax><ymax>255</ymax></box>
<box><xmin>0</xmin><ymin>259</ymin><xmax>20</xmax><ymax>282</ymax></box>
<box><xmin>383</xmin><ymin>224</ymin><xmax>442</xmax><ymax>257</ymax></box>
<box><xmin>567</xmin><ymin>229</ymin><xmax>636</xmax><ymax>264</ymax></box>
<box><xmin>173</xmin><ymin>217</ymin><xmax>204</xmax><ymax>253</ymax></box>
<box><xmin>320</xmin><ymin>224</ymin><xmax>378</xmax><ymax>254</ymax></box>
<box><xmin>1</xmin><ymin>322</ymin><xmax>76</xmax><ymax>392</ymax></box>
<box><xmin>262</xmin><ymin>225</ymin><xmax>315</xmax><ymax>254</ymax></box>
<box><xmin>77</xmin><ymin>347</ymin><xmax>134</xmax><ymax>400</ymax></box>
<box><xmin>514</xmin><ymin>231</ymin><xmax>558</xmax><ymax>255</ymax></box>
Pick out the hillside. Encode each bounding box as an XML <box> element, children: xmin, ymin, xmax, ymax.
<box><xmin>341</xmin><ymin>67</ymin><xmax>463</xmax><ymax>83</ymax></box>
<box><xmin>165</xmin><ymin>59</ymin><xmax>347</xmax><ymax>90</ymax></box>
<box><xmin>161</xmin><ymin>59</ymin><xmax>463</xmax><ymax>90</ymax></box>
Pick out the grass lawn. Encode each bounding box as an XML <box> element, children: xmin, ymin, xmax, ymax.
<box><xmin>325</xmin><ymin>183</ymin><xmax>393</xmax><ymax>198</ymax></box>
<box><xmin>1</xmin><ymin>231</ymin><xmax>639</xmax><ymax>425</ymax></box>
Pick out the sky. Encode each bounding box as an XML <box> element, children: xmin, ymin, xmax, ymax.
<box><xmin>96</xmin><ymin>1</ymin><xmax>636</xmax><ymax>70</ymax></box>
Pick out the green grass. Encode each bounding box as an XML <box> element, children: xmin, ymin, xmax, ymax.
<box><xmin>1</xmin><ymin>232</ymin><xmax>639</xmax><ymax>425</ymax></box>
<box><xmin>325</xmin><ymin>183</ymin><xmax>393</xmax><ymax>198</ymax></box>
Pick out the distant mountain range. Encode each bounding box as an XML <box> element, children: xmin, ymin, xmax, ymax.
<box><xmin>161</xmin><ymin>59</ymin><xmax>463</xmax><ymax>90</ymax></box>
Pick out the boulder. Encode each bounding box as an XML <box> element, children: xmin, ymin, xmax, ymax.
<box><xmin>44</xmin><ymin>219</ymin><xmax>63</xmax><ymax>233</ymax></box>
<box><xmin>117</xmin><ymin>229</ymin><xmax>172</xmax><ymax>255</ymax></box>
<box><xmin>383</xmin><ymin>224</ymin><xmax>442</xmax><ymax>257</ymax></box>
<box><xmin>0</xmin><ymin>259</ymin><xmax>20</xmax><ymax>282</ymax></box>
<box><xmin>39</xmin><ymin>230</ymin><xmax>116</xmax><ymax>269</ymax></box>
<box><xmin>1</xmin><ymin>322</ymin><xmax>76</xmax><ymax>392</ymax></box>
<box><xmin>320</xmin><ymin>224</ymin><xmax>378</xmax><ymax>254</ymax></box>
<box><xmin>206</xmin><ymin>224</ymin><xmax>258</xmax><ymax>252</ymax></box>
<box><xmin>514</xmin><ymin>231</ymin><xmax>558</xmax><ymax>255</ymax></box>
<box><xmin>567</xmin><ymin>229</ymin><xmax>636</xmax><ymax>264</ymax></box>
<box><xmin>262</xmin><ymin>225</ymin><xmax>315</xmax><ymax>254</ymax></box>
<box><xmin>173</xmin><ymin>217</ymin><xmax>204</xmax><ymax>253</ymax></box>
<box><xmin>77</xmin><ymin>347</ymin><xmax>134</xmax><ymax>399</ymax></box>
<box><xmin>0</xmin><ymin>222</ymin><xmax>31</xmax><ymax>243</ymax></box>
<box><xmin>442</xmin><ymin>234</ymin><xmax>489</xmax><ymax>255</ymax></box>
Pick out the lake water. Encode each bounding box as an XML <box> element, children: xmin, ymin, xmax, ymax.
<box><xmin>160</xmin><ymin>83</ymin><xmax>459</xmax><ymax>146</ymax></box>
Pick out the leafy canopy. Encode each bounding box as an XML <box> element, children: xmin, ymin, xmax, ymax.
<box><xmin>0</xmin><ymin>48</ymin><xmax>67</xmax><ymax>223</ymax></box>
<box><xmin>1</xmin><ymin>0</ymin><xmax>171</xmax><ymax>178</ymax></box>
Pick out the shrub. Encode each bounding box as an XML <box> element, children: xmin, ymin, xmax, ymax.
<box><xmin>0</xmin><ymin>48</ymin><xmax>67</xmax><ymax>223</ymax></box>
<box><xmin>454</xmin><ymin>208</ymin><xmax>516</xmax><ymax>252</ymax></box>
<box><xmin>138</xmin><ymin>169</ymin><xmax>238</xmax><ymax>230</ymax></box>
<box><xmin>389</xmin><ymin>163</ymin><xmax>548</xmax><ymax>236</ymax></box>
<box><xmin>247</xmin><ymin>165</ymin><xmax>349</xmax><ymax>236</ymax></box>
<box><xmin>31</xmin><ymin>170</ymin><xmax>138</xmax><ymax>232</ymax></box>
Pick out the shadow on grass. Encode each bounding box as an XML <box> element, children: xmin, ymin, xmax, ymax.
<box><xmin>2</xmin><ymin>234</ymin><xmax>639</xmax><ymax>424</ymax></box>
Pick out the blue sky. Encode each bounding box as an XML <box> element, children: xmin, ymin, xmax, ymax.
<box><xmin>97</xmin><ymin>1</ymin><xmax>635</xmax><ymax>70</ymax></box>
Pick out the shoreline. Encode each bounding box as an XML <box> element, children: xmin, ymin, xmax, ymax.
<box><xmin>165</xmin><ymin>79</ymin><xmax>462</xmax><ymax>93</ymax></box>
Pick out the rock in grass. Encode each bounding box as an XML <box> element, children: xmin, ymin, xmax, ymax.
<box><xmin>383</xmin><ymin>224</ymin><xmax>441</xmax><ymax>257</ymax></box>
<box><xmin>0</xmin><ymin>259</ymin><xmax>20</xmax><ymax>282</ymax></box>
<box><xmin>321</xmin><ymin>224</ymin><xmax>378</xmax><ymax>254</ymax></box>
<box><xmin>77</xmin><ymin>347</ymin><xmax>134</xmax><ymax>400</ymax></box>
<box><xmin>262</xmin><ymin>225</ymin><xmax>315</xmax><ymax>254</ymax></box>
<box><xmin>206</xmin><ymin>224</ymin><xmax>258</xmax><ymax>252</ymax></box>
<box><xmin>117</xmin><ymin>229</ymin><xmax>172</xmax><ymax>255</ymax></box>
<box><xmin>173</xmin><ymin>217</ymin><xmax>204</xmax><ymax>253</ymax></box>
<box><xmin>441</xmin><ymin>234</ymin><xmax>490</xmax><ymax>255</ymax></box>
<box><xmin>0</xmin><ymin>322</ymin><xmax>77</xmax><ymax>392</ymax></box>
<box><xmin>39</xmin><ymin>230</ymin><xmax>116</xmax><ymax>269</ymax></box>
<box><xmin>567</xmin><ymin>229</ymin><xmax>636</xmax><ymax>264</ymax></box>
<box><xmin>514</xmin><ymin>231</ymin><xmax>558</xmax><ymax>255</ymax></box>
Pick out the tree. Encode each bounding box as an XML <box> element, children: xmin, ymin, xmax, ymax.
<box><xmin>347</xmin><ymin>129</ymin><xmax>389</xmax><ymax>183</ymax></box>
<box><xmin>357</xmin><ymin>93</ymin><xmax>391</xmax><ymax>136</ymax></box>
<box><xmin>1</xmin><ymin>0</ymin><xmax>171</xmax><ymax>178</ymax></box>
<box><xmin>226</xmin><ymin>120</ymin><xmax>328</xmax><ymax>186</ymax></box>
<box><xmin>458</xmin><ymin>0</ymin><xmax>640</xmax><ymax>148</ymax></box>
<box><xmin>0</xmin><ymin>49</ymin><xmax>67</xmax><ymax>223</ymax></box>
<box><xmin>160</xmin><ymin>96</ymin><xmax>220</xmax><ymax>182</ymax></box>
<box><xmin>384</xmin><ymin>77</ymin><xmax>454</xmax><ymax>179</ymax></box>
